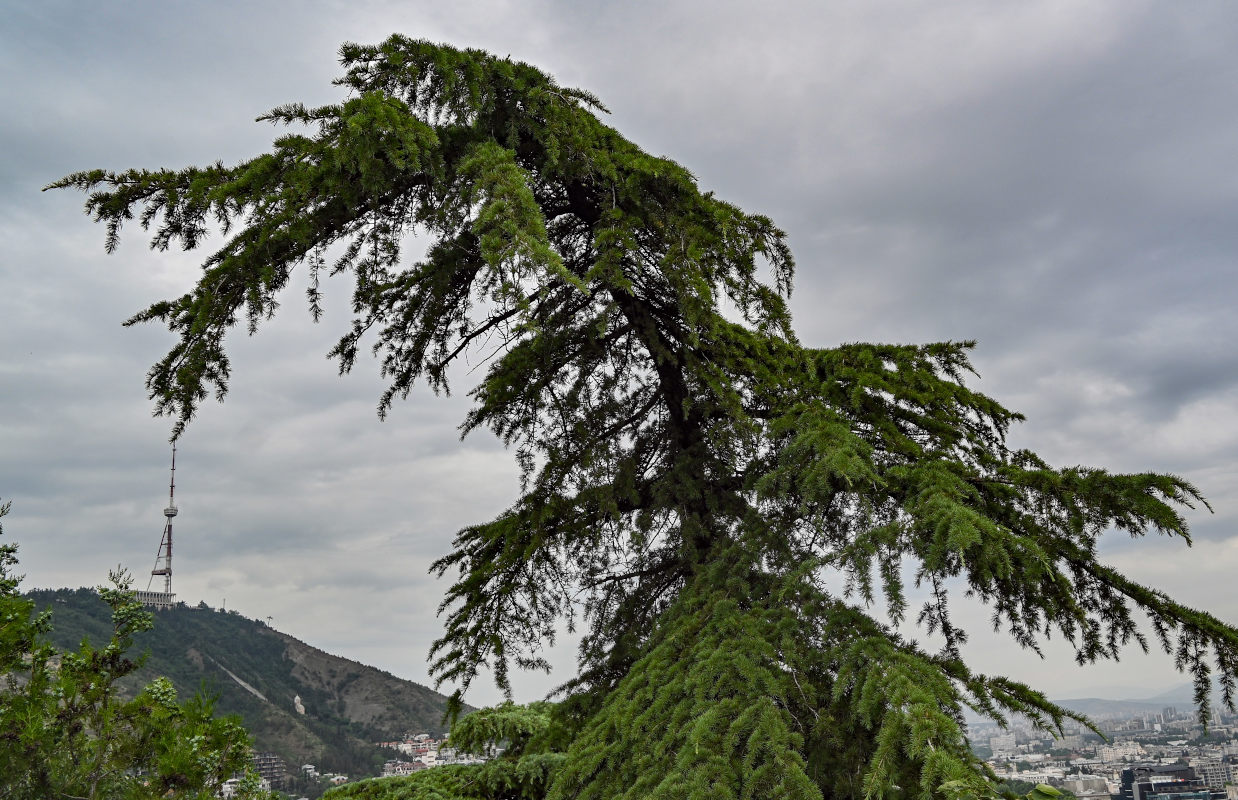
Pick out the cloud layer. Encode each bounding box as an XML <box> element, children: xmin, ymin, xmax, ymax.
<box><xmin>2</xmin><ymin>1</ymin><xmax>1235</xmax><ymax>706</ymax></box>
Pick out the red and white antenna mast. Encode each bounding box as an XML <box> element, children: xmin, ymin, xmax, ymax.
<box><xmin>147</xmin><ymin>445</ymin><xmax>178</xmax><ymax>596</ymax></box>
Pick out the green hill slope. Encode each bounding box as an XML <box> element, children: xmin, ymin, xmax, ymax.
<box><xmin>28</xmin><ymin>588</ymin><xmax>457</xmax><ymax>777</ymax></box>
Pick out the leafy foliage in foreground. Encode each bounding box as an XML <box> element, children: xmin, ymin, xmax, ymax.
<box><xmin>0</xmin><ymin>500</ymin><xmax>268</xmax><ymax>799</ymax></box>
<box><xmin>1001</xmin><ymin>782</ymin><xmax>1075</xmax><ymax>800</ymax></box>
<box><xmin>55</xmin><ymin>35</ymin><xmax>1238</xmax><ymax>798</ymax></box>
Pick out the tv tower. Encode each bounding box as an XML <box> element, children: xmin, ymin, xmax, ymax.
<box><xmin>140</xmin><ymin>446</ymin><xmax>179</xmax><ymax>609</ymax></box>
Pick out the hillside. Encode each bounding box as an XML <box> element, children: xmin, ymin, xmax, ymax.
<box><xmin>27</xmin><ymin>588</ymin><xmax>458</xmax><ymax>777</ymax></box>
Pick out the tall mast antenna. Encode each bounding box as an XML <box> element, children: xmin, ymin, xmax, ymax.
<box><xmin>146</xmin><ymin>445</ymin><xmax>179</xmax><ymax>602</ymax></box>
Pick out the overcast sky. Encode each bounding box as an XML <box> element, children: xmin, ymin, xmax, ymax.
<box><xmin>3</xmin><ymin>1</ymin><xmax>1237</xmax><ymax>709</ymax></box>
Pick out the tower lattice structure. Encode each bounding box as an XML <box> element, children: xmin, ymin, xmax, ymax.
<box><xmin>139</xmin><ymin>446</ymin><xmax>179</xmax><ymax>609</ymax></box>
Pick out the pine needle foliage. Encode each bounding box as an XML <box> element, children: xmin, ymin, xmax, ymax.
<box><xmin>52</xmin><ymin>36</ymin><xmax>1238</xmax><ymax>799</ymax></box>
<box><xmin>325</xmin><ymin>702</ymin><xmax>567</xmax><ymax>800</ymax></box>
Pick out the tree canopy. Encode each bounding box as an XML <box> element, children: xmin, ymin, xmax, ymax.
<box><xmin>53</xmin><ymin>35</ymin><xmax>1238</xmax><ymax>799</ymax></box>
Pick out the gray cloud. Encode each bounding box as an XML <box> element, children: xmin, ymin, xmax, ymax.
<box><xmin>2</xmin><ymin>0</ymin><xmax>1236</xmax><ymax>707</ymax></box>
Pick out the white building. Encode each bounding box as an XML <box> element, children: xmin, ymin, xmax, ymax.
<box><xmin>1097</xmin><ymin>741</ymin><xmax>1144</xmax><ymax>762</ymax></box>
<box><xmin>990</xmin><ymin>733</ymin><xmax>1017</xmax><ymax>753</ymax></box>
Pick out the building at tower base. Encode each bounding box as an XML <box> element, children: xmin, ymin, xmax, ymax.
<box><xmin>136</xmin><ymin>589</ymin><xmax>176</xmax><ymax>610</ymax></box>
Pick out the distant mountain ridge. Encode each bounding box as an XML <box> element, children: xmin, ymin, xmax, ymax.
<box><xmin>27</xmin><ymin>588</ymin><xmax>462</xmax><ymax>777</ymax></box>
<box><xmin>958</xmin><ymin>682</ymin><xmax>1209</xmax><ymax>724</ymax></box>
<box><xmin>1053</xmin><ymin>696</ymin><xmax>1188</xmax><ymax>718</ymax></box>
<box><xmin>1054</xmin><ymin>683</ymin><xmax>1210</xmax><ymax>719</ymax></box>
